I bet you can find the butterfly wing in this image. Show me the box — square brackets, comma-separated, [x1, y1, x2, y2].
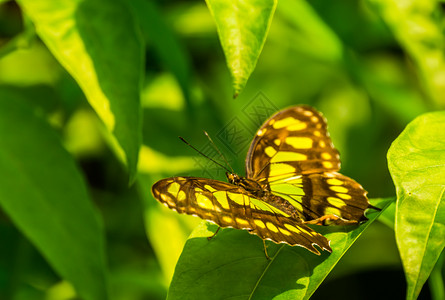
[152, 176, 331, 254]
[244, 105, 373, 225]
[268, 173, 370, 225]
[246, 105, 340, 181]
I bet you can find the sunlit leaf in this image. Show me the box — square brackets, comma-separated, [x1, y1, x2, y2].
[205, 0, 277, 97]
[138, 146, 197, 174]
[169, 2, 215, 36]
[0, 95, 109, 300]
[0, 41, 61, 85]
[17, 0, 143, 179]
[141, 73, 185, 112]
[167, 198, 391, 300]
[388, 111, 445, 300]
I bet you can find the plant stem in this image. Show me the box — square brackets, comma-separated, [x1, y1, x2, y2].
[429, 250, 445, 300]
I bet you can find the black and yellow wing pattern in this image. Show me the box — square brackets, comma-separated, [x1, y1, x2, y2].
[152, 176, 331, 254]
[152, 105, 376, 255]
[245, 105, 371, 226]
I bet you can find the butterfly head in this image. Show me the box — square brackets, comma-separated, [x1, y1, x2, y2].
[226, 172, 265, 196]
[226, 172, 240, 185]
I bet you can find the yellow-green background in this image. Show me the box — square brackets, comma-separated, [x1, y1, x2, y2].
[0, 0, 444, 299]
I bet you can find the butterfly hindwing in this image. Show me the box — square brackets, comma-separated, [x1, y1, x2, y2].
[152, 176, 331, 254]
[246, 105, 340, 181]
[268, 173, 370, 226]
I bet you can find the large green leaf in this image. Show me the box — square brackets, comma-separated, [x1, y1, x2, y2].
[17, 0, 143, 179]
[388, 111, 445, 300]
[0, 95, 109, 300]
[205, 0, 277, 97]
[167, 198, 391, 300]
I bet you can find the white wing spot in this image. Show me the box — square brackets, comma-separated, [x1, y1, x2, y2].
[257, 128, 266, 136]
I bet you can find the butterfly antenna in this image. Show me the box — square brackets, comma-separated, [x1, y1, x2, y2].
[203, 131, 235, 174]
[179, 136, 232, 173]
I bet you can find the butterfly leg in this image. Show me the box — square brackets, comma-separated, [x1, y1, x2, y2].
[262, 240, 271, 260]
[304, 214, 358, 226]
[207, 227, 221, 241]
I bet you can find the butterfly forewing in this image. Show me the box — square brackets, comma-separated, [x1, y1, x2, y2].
[244, 105, 372, 225]
[246, 105, 340, 181]
[152, 177, 331, 254]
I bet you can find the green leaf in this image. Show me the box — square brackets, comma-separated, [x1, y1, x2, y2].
[275, 0, 343, 62]
[0, 15, 36, 60]
[167, 198, 391, 300]
[388, 111, 445, 300]
[205, 0, 277, 97]
[129, 0, 192, 108]
[138, 174, 200, 284]
[377, 200, 396, 230]
[429, 250, 445, 300]
[17, 0, 143, 180]
[367, 0, 445, 105]
[0, 95, 109, 300]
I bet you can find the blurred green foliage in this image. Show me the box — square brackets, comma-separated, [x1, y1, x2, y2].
[0, 0, 444, 299]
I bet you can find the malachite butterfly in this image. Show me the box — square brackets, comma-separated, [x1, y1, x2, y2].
[152, 105, 377, 254]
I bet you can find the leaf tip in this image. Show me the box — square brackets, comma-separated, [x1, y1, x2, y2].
[232, 81, 245, 99]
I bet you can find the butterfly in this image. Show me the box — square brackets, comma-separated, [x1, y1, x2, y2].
[152, 105, 377, 255]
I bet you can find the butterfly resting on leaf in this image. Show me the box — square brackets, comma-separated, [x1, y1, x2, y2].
[152, 105, 378, 255]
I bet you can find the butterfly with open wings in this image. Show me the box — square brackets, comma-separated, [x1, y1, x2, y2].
[152, 105, 378, 255]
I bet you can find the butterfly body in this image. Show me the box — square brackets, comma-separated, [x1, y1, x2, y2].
[152, 105, 376, 254]
[227, 172, 305, 220]
[226, 173, 266, 198]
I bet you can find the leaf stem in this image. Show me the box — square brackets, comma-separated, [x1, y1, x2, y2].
[429, 250, 445, 300]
